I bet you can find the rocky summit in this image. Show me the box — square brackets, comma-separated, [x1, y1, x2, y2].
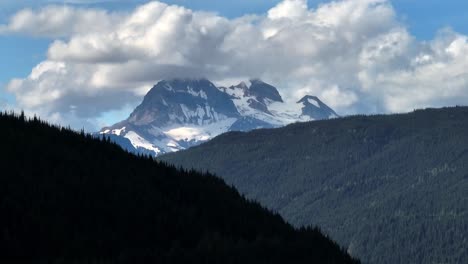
[100, 79, 338, 156]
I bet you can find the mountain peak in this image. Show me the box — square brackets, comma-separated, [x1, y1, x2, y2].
[248, 79, 283, 103]
[297, 95, 321, 105]
[163, 77, 210, 83]
[236, 81, 249, 89]
[297, 95, 338, 119]
[158, 78, 215, 91]
[229, 81, 249, 95]
[101, 78, 338, 156]
[125, 78, 239, 127]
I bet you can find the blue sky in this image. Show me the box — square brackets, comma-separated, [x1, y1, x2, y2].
[392, 0, 468, 39]
[1, 0, 468, 130]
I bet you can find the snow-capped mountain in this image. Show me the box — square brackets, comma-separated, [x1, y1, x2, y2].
[100, 78, 338, 156]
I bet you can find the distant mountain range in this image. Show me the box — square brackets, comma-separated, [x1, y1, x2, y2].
[161, 107, 468, 264]
[100, 79, 338, 156]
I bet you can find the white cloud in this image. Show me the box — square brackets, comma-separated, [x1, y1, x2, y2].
[4, 0, 468, 130]
[0, 5, 120, 37]
[358, 28, 468, 112]
[268, 0, 308, 20]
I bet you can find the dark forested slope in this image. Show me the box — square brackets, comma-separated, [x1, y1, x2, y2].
[161, 107, 468, 264]
[0, 112, 359, 264]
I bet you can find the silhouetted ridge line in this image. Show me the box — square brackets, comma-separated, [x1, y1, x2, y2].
[0, 111, 359, 264]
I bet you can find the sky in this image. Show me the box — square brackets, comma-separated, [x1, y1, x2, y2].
[1, 0, 468, 131]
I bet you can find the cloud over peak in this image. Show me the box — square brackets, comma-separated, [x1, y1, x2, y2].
[3, 0, 468, 130]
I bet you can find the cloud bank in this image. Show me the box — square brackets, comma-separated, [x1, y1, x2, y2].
[2, 0, 468, 130]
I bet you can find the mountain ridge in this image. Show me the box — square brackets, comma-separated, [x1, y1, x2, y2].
[100, 78, 338, 156]
[0, 111, 360, 263]
[160, 106, 468, 264]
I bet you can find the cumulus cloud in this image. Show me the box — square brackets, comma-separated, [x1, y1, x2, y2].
[0, 5, 120, 37]
[267, 0, 308, 20]
[3, 0, 468, 130]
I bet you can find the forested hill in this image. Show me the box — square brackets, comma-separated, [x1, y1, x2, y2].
[161, 106, 468, 264]
[0, 112, 359, 264]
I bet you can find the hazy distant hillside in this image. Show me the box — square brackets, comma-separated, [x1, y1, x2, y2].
[0, 112, 359, 264]
[161, 107, 468, 264]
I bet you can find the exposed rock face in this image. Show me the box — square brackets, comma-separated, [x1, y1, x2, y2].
[297, 95, 339, 120]
[128, 79, 239, 127]
[248, 79, 283, 103]
[100, 79, 338, 156]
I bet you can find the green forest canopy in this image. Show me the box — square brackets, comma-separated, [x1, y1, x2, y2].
[161, 107, 468, 264]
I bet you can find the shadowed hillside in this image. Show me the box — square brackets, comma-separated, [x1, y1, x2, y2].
[0, 112, 359, 264]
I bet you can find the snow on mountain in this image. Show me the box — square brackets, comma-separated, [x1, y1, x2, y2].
[100, 78, 338, 156]
[297, 95, 339, 120]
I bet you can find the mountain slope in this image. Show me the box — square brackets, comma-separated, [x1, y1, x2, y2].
[0, 112, 359, 264]
[100, 79, 338, 156]
[161, 107, 468, 264]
